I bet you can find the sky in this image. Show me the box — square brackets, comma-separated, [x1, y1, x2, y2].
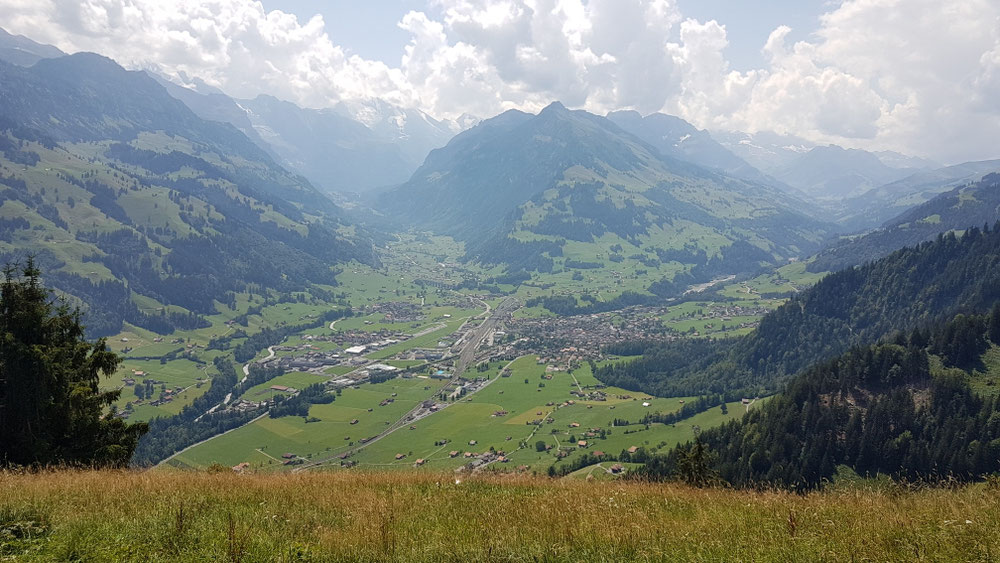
[1, 0, 998, 164]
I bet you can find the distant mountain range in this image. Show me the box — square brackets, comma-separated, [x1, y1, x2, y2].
[0, 28, 467, 195]
[835, 159, 1000, 230]
[7, 26, 990, 238]
[605, 111, 775, 186]
[379, 102, 831, 279]
[157, 82, 464, 194]
[0, 27, 64, 66]
[808, 172, 1000, 272]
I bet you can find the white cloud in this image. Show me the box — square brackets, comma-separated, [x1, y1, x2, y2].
[0, 0, 998, 162]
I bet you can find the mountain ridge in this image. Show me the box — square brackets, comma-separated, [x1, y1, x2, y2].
[380, 101, 830, 279]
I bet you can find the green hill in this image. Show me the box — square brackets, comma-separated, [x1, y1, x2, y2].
[674, 309, 1000, 488]
[380, 102, 831, 282]
[597, 222, 1000, 398]
[0, 54, 375, 336]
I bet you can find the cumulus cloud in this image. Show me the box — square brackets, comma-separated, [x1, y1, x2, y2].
[0, 0, 998, 162]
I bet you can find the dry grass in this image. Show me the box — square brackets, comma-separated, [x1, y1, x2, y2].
[1, 469, 998, 561]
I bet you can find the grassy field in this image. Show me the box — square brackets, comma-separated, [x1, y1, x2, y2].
[111, 358, 214, 420]
[172, 356, 751, 474]
[170, 377, 450, 469]
[2, 470, 998, 561]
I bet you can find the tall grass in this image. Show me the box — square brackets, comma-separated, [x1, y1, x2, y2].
[1, 469, 997, 561]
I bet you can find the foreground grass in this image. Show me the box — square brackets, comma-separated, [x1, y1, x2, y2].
[1, 471, 998, 561]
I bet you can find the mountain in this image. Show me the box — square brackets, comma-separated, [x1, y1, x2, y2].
[771, 145, 924, 201]
[380, 102, 830, 279]
[711, 130, 816, 173]
[153, 77, 458, 194]
[713, 131, 938, 208]
[148, 73, 281, 162]
[808, 172, 1000, 272]
[0, 27, 64, 66]
[597, 222, 1000, 398]
[873, 150, 939, 170]
[605, 111, 773, 185]
[674, 310, 1000, 488]
[236, 95, 423, 193]
[331, 98, 460, 169]
[0, 53, 374, 336]
[836, 159, 1000, 230]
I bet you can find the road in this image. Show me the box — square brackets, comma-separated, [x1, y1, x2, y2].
[296, 298, 520, 472]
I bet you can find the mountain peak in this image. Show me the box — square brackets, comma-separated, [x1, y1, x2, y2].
[539, 101, 569, 114]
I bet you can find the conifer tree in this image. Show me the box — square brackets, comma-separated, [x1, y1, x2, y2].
[0, 259, 147, 467]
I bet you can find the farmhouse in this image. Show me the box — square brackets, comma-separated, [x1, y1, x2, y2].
[627, 446, 638, 454]
[395, 453, 406, 460]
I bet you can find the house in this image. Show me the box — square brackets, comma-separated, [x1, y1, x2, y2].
[414, 458, 426, 466]
[395, 453, 406, 460]
[282, 453, 295, 459]
[577, 440, 588, 448]
[627, 446, 638, 454]
[569, 422, 580, 428]
[271, 385, 290, 392]
[449, 450, 460, 458]
[231, 462, 251, 473]
[610, 464, 624, 474]
[469, 440, 477, 446]
[593, 451, 605, 457]
[350, 419, 359, 425]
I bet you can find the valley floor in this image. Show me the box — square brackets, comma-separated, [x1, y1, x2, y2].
[1, 470, 997, 561]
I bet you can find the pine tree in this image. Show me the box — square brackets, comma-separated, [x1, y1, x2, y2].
[989, 302, 1000, 345]
[0, 259, 148, 467]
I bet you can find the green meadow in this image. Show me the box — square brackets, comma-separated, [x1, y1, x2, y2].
[173, 356, 754, 475]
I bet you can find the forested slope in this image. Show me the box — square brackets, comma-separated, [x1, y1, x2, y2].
[597, 223, 1000, 397]
[809, 172, 1000, 272]
[663, 309, 1000, 488]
